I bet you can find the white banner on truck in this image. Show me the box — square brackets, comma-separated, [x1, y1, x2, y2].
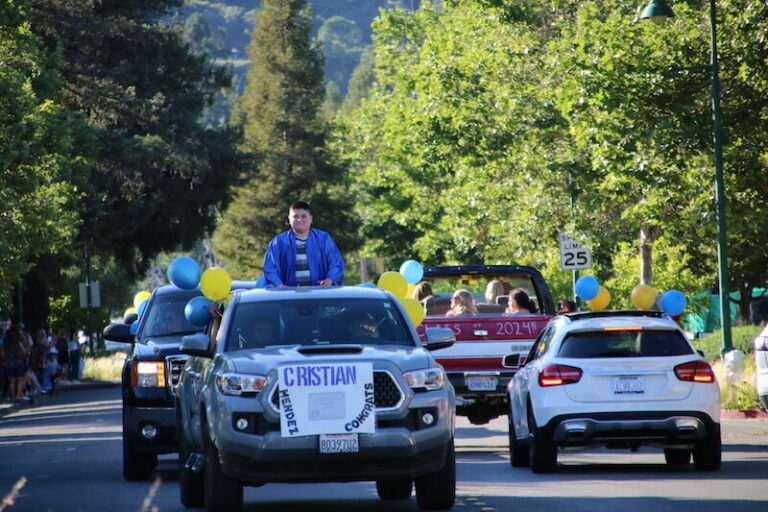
[277, 362, 375, 437]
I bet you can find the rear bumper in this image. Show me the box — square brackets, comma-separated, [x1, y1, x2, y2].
[542, 411, 719, 448]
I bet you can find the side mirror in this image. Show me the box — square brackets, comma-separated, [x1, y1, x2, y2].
[697, 349, 706, 358]
[424, 327, 455, 351]
[180, 333, 213, 358]
[103, 322, 135, 344]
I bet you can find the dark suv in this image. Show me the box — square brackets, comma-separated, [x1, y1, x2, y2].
[103, 285, 204, 480]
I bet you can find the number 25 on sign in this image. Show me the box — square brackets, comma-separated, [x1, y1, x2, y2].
[558, 233, 592, 271]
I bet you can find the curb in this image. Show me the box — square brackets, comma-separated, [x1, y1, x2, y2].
[720, 409, 768, 420]
[0, 380, 119, 419]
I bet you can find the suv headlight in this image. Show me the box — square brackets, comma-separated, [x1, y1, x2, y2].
[403, 368, 445, 391]
[216, 373, 267, 396]
[132, 362, 166, 387]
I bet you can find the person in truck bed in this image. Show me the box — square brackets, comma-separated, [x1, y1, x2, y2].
[485, 280, 506, 304]
[506, 289, 536, 315]
[446, 290, 478, 316]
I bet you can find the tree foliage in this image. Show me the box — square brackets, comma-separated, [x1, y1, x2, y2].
[28, 0, 243, 273]
[0, 0, 89, 303]
[215, 0, 358, 279]
[334, 0, 768, 318]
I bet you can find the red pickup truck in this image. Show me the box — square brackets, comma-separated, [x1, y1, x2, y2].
[416, 265, 555, 425]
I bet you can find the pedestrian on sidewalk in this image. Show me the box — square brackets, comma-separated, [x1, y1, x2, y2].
[55, 329, 70, 381]
[2, 325, 30, 402]
[68, 329, 81, 380]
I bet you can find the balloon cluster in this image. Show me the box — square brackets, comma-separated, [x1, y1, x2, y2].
[575, 275, 687, 315]
[362, 259, 425, 327]
[167, 256, 233, 326]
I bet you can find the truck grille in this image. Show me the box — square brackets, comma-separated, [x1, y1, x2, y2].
[270, 370, 403, 411]
[165, 355, 189, 394]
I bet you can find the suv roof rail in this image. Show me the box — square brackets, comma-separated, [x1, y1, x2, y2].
[565, 310, 667, 321]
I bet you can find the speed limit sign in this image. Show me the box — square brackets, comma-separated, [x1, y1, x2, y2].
[559, 233, 592, 271]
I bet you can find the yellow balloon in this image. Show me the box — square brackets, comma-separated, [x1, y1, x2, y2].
[200, 267, 232, 301]
[587, 286, 611, 311]
[631, 284, 656, 310]
[133, 291, 151, 309]
[124, 307, 137, 318]
[401, 298, 425, 327]
[377, 271, 408, 299]
[406, 283, 417, 300]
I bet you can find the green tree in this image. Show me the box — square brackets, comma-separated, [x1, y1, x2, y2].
[0, 0, 90, 312]
[215, 0, 358, 279]
[10, 0, 244, 335]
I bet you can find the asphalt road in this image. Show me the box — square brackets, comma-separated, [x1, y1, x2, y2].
[1, 385, 767, 512]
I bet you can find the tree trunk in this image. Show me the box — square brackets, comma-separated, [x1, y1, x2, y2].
[639, 225, 660, 286]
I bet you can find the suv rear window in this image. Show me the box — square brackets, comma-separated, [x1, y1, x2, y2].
[558, 330, 693, 358]
[224, 298, 414, 351]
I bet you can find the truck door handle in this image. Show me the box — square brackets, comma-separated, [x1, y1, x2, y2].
[474, 330, 488, 336]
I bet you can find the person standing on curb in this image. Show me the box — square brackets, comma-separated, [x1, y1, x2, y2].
[263, 201, 344, 287]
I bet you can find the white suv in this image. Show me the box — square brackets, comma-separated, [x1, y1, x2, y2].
[754, 323, 768, 409]
[508, 311, 721, 473]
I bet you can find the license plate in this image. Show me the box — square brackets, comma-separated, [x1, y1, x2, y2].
[613, 376, 644, 394]
[466, 375, 498, 391]
[319, 434, 359, 454]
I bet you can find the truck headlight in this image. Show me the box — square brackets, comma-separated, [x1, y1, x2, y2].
[403, 368, 445, 391]
[132, 362, 166, 387]
[216, 373, 267, 396]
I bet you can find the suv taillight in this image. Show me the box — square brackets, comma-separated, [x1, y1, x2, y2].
[539, 364, 582, 387]
[754, 336, 768, 351]
[674, 361, 715, 383]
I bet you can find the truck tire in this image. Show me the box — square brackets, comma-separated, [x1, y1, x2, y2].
[415, 439, 456, 511]
[527, 408, 556, 473]
[693, 424, 722, 471]
[664, 449, 691, 465]
[179, 424, 204, 507]
[204, 437, 243, 512]
[508, 411, 529, 467]
[122, 438, 157, 481]
[376, 478, 413, 500]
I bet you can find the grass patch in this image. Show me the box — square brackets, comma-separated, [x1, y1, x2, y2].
[82, 353, 126, 382]
[692, 324, 763, 360]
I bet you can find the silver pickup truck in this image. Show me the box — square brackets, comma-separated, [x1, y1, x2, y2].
[175, 286, 457, 512]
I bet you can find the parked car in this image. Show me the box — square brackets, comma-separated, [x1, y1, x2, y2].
[508, 310, 721, 473]
[175, 286, 457, 512]
[754, 323, 768, 409]
[103, 285, 204, 480]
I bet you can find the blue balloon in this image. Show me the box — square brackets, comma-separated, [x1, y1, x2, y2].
[185, 296, 213, 326]
[575, 275, 599, 301]
[661, 290, 687, 316]
[399, 260, 424, 285]
[168, 256, 201, 290]
[358, 283, 377, 288]
[255, 275, 266, 288]
[137, 298, 149, 317]
[129, 321, 139, 334]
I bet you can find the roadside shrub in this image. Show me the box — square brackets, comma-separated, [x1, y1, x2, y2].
[713, 357, 759, 410]
[692, 324, 763, 361]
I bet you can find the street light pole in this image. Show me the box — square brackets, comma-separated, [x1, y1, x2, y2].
[639, 0, 733, 353]
[706, 0, 733, 354]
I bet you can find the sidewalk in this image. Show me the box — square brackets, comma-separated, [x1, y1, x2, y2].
[0, 379, 119, 419]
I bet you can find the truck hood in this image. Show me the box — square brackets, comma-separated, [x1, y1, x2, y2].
[227, 344, 433, 375]
[133, 336, 189, 360]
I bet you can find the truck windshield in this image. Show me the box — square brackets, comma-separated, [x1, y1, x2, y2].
[420, 275, 540, 316]
[142, 295, 202, 339]
[224, 298, 414, 351]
